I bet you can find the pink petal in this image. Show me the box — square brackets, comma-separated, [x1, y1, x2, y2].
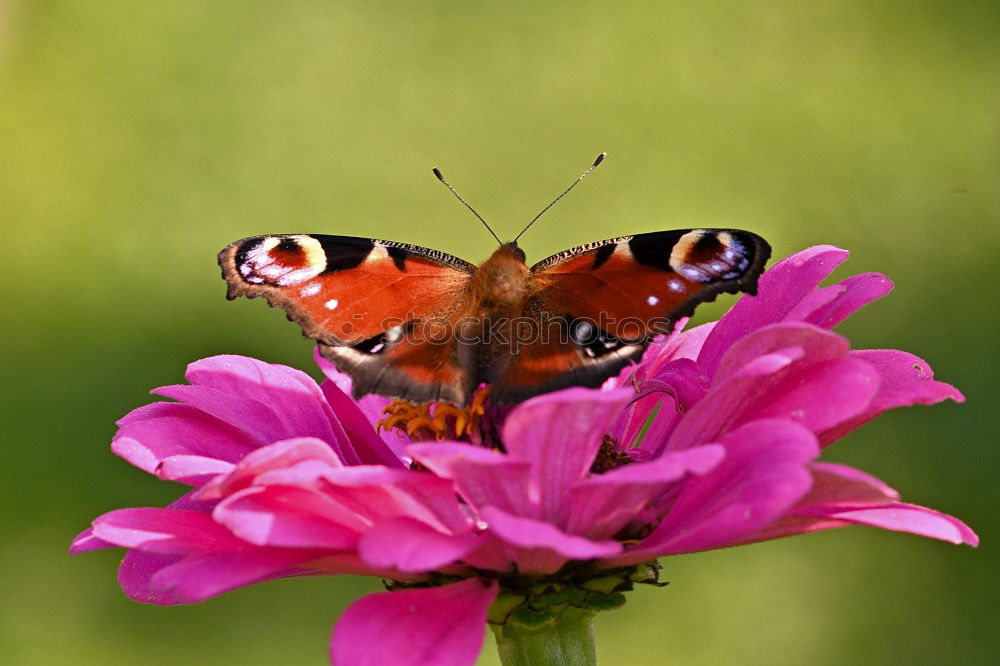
[805, 462, 900, 503]
[642, 321, 717, 371]
[319, 380, 405, 467]
[156, 455, 235, 485]
[739, 462, 899, 543]
[305, 552, 425, 580]
[359, 517, 482, 573]
[612, 419, 818, 563]
[409, 442, 536, 518]
[154, 356, 354, 461]
[797, 272, 893, 329]
[636, 358, 709, 411]
[315, 466, 473, 536]
[502, 388, 634, 521]
[713, 322, 848, 385]
[122, 548, 321, 605]
[563, 444, 725, 539]
[331, 579, 498, 666]
[698, 246, 849, 376]
[744, 464, 978, 547]
[819, 350, 965, 446]
[69, 528, 114, 553]
[629, 395, 684, 458]
[112, 403, 258, 474]
[804, 503, 978, 546]
[90, 508, 247, 554]
[197, 437, 343, 500]
[210, 459, 470, 540]
[738, 357, 880, 434]
[460, 535, 514, 572]
[480, 506, 621, 574]
[214, 486, 366, 548]
[611, 392, 679, 452]
[185, 355, 333, 414]
[314, 348, 405, 458]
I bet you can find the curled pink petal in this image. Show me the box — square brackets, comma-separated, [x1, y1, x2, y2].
[409, 442, 535, 518]
[804, 462, 900, 503]
[90, 508, 247, 554]
[819, 350, 965, 446]
[214, 486, 366, 549]
[196, 436, 343, 500]
[798, 272, 893, 329]
[112, 403, 258, 474]
[331, 579, 498, 666]
[123, 548, 322, 605]
[320, 380, 405, 467]
[803, 502, 978, 546]
[69, 528, 114, 553]
[744, 463, 978, 547]
[359, 517, 482, 573]
[480, 506, 621, 574]
[740, 356, 880, 434]
[636, 358, 709, 411]
[157, 455, 236, 484]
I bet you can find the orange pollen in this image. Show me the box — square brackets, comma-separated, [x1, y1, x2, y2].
[377, 388, 491, 441]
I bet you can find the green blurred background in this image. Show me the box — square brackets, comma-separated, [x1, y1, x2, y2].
[2, 1, 996, 664]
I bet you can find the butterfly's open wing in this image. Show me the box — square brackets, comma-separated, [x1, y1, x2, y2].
[219, 234, 478, 404]
[489, 229, 770, 403]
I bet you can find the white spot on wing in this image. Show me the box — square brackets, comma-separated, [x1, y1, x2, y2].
[668, 279, 684, 292]
[300, 282, 321, 297]
[680, 266, 704, 280]
[325, 298, 339, 310]
[647, 295, 659, 306]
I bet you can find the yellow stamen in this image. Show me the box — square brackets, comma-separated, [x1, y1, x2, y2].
[377, 388, 491, 441]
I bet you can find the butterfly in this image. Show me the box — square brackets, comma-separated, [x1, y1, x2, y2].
[218, 154, 770, 406]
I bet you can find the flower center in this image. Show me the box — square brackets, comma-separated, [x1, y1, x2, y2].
[377, 388, 492, 441]
[590, 435, 634, 474]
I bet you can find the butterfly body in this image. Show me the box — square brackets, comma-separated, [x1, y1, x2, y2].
[220, 229, 770, 406]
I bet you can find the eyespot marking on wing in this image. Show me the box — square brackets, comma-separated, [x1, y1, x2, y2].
[235, 235, 328, 286]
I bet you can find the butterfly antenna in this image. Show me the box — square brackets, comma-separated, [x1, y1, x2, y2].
[432, 167, 503, 246]
[513, 152, 606, 244]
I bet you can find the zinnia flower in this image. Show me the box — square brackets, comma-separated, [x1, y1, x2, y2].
[72, 246, 977, 666]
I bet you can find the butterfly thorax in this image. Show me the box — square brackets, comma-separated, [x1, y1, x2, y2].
[470, 243, 530, 314]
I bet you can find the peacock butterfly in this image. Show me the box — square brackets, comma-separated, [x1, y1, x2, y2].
[218, 154, 770, 406]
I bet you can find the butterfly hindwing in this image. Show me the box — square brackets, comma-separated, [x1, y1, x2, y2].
[219, 234, 479, 404]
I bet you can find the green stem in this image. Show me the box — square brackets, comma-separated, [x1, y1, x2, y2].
[490, 606, 598, 666]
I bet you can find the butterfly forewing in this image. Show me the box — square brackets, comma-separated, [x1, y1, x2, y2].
[486, 229, 771, 402]
[530, 229, 770, 338]
[219, 234, 479, 403]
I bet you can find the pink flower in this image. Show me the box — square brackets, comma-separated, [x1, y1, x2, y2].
[72, 246, 977, 666]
